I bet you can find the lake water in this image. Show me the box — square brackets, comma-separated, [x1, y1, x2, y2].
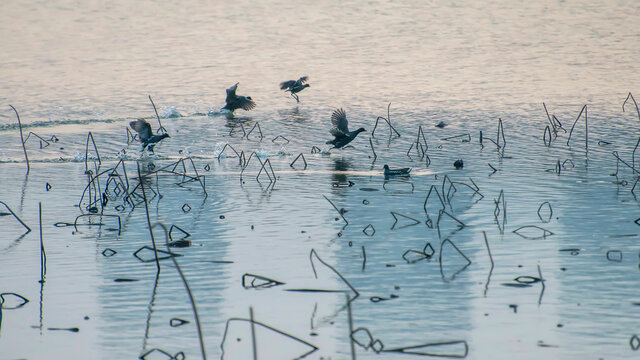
[1, 0, 640, 359]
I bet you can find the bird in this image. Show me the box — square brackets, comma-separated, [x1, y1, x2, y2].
[383, 164, 412, 177]
[279, 76, 310, 102]
[222, 82, 256, 113]
[129, 118, 170, 152]
[326, 108, 367, 149]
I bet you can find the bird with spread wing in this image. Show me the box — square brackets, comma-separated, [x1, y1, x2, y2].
[326, 108, 366, 149]
[279, 76, 310, 102]
[222, 82, 256, 113]
[129, 118, 170, 152]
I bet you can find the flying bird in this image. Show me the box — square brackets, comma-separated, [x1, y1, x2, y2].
[279, 76, 310, 102]
[222, 82, 255, 113]
[326, 108, 366, 149]
[129, 118, 170, 152]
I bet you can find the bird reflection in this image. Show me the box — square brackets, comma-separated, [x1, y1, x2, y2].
[332, 158, 353, 188]
[138, 157, 158, 174]
[223, 116, 253, 137]
[277, 106, 308, 124]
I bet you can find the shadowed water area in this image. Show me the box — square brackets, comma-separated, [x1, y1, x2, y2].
[1, 0, 640, 359]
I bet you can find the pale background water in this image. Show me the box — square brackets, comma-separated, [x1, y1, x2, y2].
[1, 0, 640, 359]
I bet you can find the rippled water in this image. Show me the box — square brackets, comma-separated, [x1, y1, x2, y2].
[1, 0, 640, 359]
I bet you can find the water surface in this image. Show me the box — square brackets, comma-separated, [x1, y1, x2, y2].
[1, 0, 640, 359]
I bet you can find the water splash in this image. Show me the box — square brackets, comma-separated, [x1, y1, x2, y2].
[213, 142, 233, 158]
[179, 146, 192, 156]
[161, 106, 182, 118]
[256, 149, 268, 159]
[0, 150, 9, 162]
[277, 145, 291, 156]
[208, 108, 231, 116]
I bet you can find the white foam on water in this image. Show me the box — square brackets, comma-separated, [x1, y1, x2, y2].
[208, 108, 232, 116]
[161, 105, 182, 118]
[256, 148, 268, 158]
[276, 145, 290, 156]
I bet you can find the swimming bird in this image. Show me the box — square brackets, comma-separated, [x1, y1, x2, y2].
[279, 76, 310, 102]
[383, 164, 412, 177]
[326, 108, 366, 149]
[129, 118, 170, 152]
[222, 82, 256, 113]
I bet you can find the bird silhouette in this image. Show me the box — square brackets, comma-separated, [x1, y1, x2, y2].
[129, 118, 170, 152]
[383, 164, 412, 177]
[326, 108, 366, 149]
[279, 76, 310, 102]
[222, 83, 256, 113]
